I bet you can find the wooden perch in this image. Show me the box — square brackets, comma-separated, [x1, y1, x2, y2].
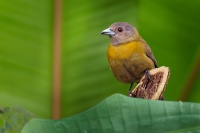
[129, 66, 170, 100]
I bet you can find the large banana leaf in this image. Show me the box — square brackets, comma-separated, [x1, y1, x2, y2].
[22, 94, 200, 133]
[0, 0, 53, 117]
[0, 0, 200, 120]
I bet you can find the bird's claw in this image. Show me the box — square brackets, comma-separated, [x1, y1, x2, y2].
[145, 70, 151, 81]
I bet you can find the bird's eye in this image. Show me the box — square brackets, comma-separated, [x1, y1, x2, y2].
[118, 27, 123, 32]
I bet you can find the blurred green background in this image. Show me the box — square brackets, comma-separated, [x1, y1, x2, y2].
[0, 0, 200, 118]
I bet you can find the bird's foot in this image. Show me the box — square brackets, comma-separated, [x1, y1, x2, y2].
[144, 70, 151, 81]
[128, 91, 136, 97]
[159, 95, 165, 100]
[128, 90, 132, 96]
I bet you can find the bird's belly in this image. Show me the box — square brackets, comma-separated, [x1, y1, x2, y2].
[108, 55, 154, 83]
[110, 63, 136, 83]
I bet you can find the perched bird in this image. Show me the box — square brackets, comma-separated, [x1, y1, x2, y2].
[101, 22, 158, 95]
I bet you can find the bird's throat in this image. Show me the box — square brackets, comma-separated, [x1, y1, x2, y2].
[107, 41, 144, 60]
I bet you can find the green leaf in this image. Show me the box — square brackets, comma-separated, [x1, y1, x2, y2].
[22, 94, 200, 133]
[0, 0, 53, 118]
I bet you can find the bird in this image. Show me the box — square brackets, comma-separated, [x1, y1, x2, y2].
[101, 22, 158, 96]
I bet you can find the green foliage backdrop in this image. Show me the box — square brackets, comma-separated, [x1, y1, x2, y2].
[0, 0, 200, 118]
[0, 0, 53, 117]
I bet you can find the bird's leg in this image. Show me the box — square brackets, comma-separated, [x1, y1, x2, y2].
[128, 82, 134, 96]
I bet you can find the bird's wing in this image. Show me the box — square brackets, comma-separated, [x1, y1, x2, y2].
[145, 45, 158, 68]
[139, 37, 158, 68]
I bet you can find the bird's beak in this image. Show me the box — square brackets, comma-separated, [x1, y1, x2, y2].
[101, 28, 115, 36]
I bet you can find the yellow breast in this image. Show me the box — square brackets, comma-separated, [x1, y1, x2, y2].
[107, 41, 145, 60]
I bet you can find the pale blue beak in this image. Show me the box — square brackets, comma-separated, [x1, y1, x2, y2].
[101, 28, 115, 36]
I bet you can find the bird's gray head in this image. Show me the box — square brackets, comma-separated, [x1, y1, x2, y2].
[101, 22, 139, 45]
